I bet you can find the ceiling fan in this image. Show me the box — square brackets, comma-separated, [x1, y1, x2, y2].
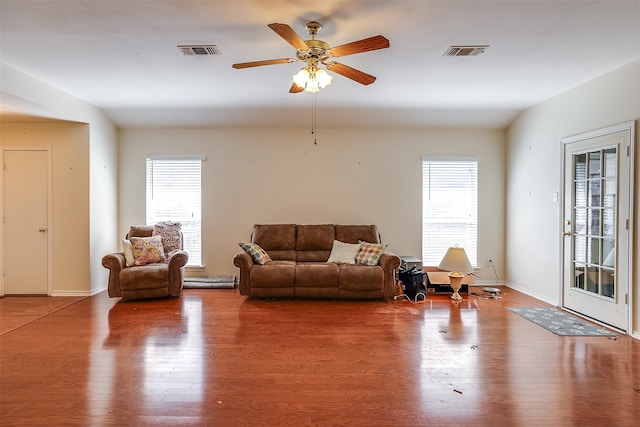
[232, 21, 390, 93]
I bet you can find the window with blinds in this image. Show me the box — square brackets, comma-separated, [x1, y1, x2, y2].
[422, 158, 478, 267]
[146, 157, 202, 267]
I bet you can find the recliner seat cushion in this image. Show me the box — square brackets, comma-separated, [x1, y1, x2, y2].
[295, 262, 339, 288]
[338, 264, 384, 291]
[250, 260, 295, 288]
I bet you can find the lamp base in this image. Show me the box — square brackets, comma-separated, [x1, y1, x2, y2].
[448, 273, 464, 301]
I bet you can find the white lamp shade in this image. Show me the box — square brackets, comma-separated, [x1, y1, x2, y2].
[438, 246, 473, 274]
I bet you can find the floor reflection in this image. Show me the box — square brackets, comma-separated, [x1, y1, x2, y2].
[100, 295, 205, 416]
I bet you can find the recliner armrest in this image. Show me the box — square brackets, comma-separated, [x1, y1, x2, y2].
[167, 249, 189, 270]
[102, 253, 126, 297]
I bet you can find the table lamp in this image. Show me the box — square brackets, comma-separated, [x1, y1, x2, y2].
[438, 245, 473, 301]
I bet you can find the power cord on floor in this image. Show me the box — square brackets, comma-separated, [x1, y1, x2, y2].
[393, 292, 427, 303]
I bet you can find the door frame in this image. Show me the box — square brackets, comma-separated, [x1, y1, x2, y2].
[559, 121, 635, 332]
[0, 146, 54, 296]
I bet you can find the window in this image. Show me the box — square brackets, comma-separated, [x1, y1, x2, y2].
[146, 157, 202, 267]
[422, 158, 478, 267]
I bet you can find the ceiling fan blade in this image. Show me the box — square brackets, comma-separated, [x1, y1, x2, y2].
[330, 35, 390, 57]
[326, 62, 377, 85]
[232, 58, 293, 69]
[268, 23, 309, 51]
[289, 82, 304, 93]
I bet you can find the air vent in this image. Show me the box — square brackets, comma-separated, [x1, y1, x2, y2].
[443, 45, 489, 57]
[178, 45, 221, 56]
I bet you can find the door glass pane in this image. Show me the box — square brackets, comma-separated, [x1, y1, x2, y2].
[588, 151, 601, 177]
[574, 264, 585, 289]
[603, 148, 616, 177]
[574, 235, 586, 263]
[575, 208, 587, 235]
[603, 209, 615, 237]
[587, 208, 600, 235]
[570, 147, 616, 300]
[586, 265, 599, 293]
[588, 237, 600, 265]
[602, 240, 615, 267]
[574, 153, 587, 180]
[601, 269, 615, 298]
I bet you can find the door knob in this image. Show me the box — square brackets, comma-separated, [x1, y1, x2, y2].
[38, 227, 47, 232]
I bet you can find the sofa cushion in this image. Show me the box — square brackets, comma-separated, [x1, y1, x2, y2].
[296, 262, 339, 288]
[130, 236, 166, 266]
[356, 242, 387, 266]
[296, 224, 335, 262]
[338, 264, 384, 291]
[250, 260, 295, 288]
[335, 225, 379, 244]
[327, 240, 360, 264]
[253, 224, 297, 261]
[239, 242, 272, 265]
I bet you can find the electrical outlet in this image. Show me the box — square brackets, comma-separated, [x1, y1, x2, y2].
[487, 259, 493, 266]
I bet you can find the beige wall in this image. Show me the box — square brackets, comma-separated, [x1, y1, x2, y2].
[119, 126, 506, 282]
[1, 64, 119, 295]
[506, 60, 640, 336]
[0, 122, 90, 294]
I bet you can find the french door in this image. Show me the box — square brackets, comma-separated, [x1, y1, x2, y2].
[561, 122, 634, 331]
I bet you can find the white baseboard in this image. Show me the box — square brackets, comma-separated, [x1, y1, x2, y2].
[51, 286, 106, 297]
[503, 282, 559, 306]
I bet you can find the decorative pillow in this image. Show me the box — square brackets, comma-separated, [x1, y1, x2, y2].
[327, 240, 360, 264]
[355, 241, 388, 266]
[130, 235, 166, 266]
[153, 221, 182, 255]
[238, 242, 272, 265]
[122, 239, 135, 267]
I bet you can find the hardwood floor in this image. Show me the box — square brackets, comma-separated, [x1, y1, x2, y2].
[1, 287, 638, 426]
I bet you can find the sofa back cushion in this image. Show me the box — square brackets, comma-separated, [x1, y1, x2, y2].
[335, 225, 380, 244]
[296, 224, 335, 262]
[252, 224, 297, 260]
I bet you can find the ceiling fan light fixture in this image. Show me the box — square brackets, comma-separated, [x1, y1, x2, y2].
[292, 66, 333, 93]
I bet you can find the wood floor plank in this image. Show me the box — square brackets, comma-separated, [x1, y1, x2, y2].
[1, 287, 639, 426]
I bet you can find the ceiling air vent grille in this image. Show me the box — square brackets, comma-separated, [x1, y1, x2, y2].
[443, 45, 489, 57]
[178, 45, 221, 56]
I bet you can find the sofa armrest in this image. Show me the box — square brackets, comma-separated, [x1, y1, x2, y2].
[378, 252, 401, 271]
[102, 253, 126, 297]
[378, 252, 401, 298]
[233, 252, 254, 296]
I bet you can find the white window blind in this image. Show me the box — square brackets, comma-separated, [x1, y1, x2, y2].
[146, 157, 202, 267]
[422, 158, 478, 267]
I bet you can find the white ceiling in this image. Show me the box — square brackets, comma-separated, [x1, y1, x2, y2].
[1, 0, 639, 129]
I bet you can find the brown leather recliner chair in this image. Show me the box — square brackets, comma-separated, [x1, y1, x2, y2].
[102, 225, 188, 300]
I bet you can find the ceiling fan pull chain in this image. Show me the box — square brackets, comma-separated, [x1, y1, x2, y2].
[311, 92, 317, 146]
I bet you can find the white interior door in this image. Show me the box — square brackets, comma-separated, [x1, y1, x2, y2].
[3, 149, 50, 295]
[561, 123, 634, 331]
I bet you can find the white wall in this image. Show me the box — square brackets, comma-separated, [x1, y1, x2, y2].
[506, 60, 640, 333]
[119, 126, 506, 282]
[1, 64, 118, 295]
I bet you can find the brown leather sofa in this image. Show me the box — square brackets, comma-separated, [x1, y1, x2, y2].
[233, 224, 400, 299]
[102, 225, 189, 300]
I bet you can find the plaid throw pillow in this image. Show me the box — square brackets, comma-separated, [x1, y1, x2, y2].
[239, 242, 272, 265]
[355, 242, 387, 266]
